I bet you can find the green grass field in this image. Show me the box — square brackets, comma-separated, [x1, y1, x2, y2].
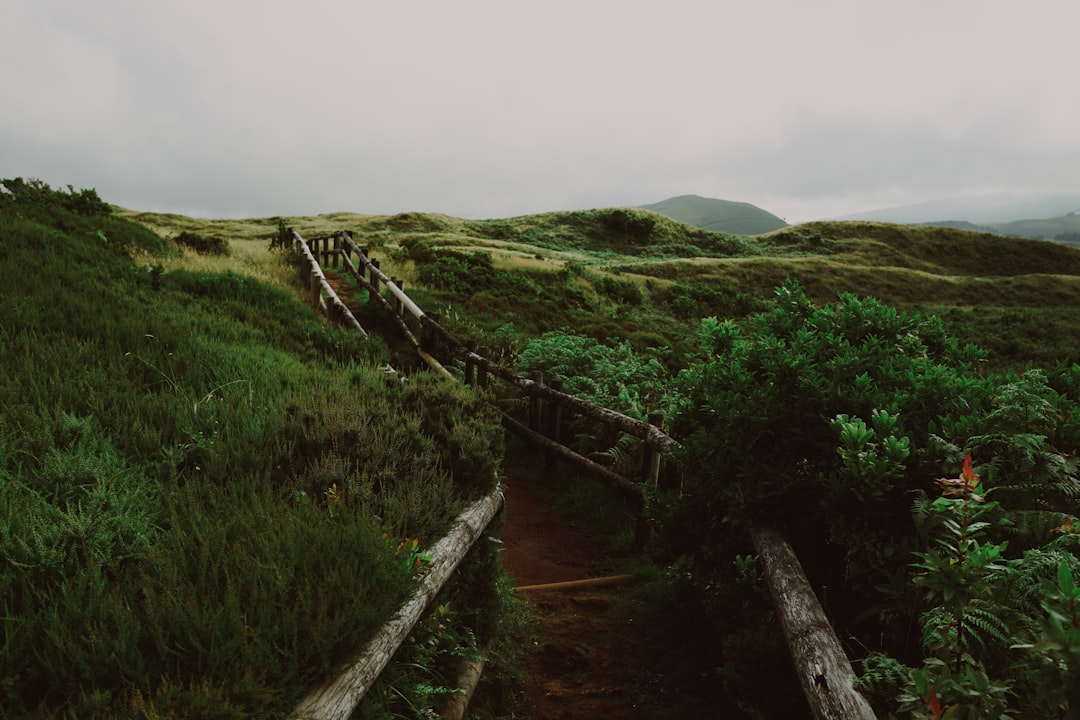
[3, 185, 504, 719]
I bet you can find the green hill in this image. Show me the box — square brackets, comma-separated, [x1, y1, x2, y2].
[637, 194, 789, 235]
[118, 206, 1080, 370]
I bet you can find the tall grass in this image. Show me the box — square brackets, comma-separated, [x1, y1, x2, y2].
[1, 186, 503, 718]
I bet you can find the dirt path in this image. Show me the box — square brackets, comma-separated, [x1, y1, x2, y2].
[478, 478, 653, 720]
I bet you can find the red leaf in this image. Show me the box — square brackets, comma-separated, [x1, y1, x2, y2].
[927, 687, 943, 720]
[962, 454, 975, 482]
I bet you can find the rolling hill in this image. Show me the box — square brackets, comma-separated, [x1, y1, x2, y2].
[119, 205, 1080, 370]
[637, 194, 789, 235]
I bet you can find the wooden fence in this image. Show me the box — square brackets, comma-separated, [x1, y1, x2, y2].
[293, 230, 674, 510]
[288, 229, 875, 720]
[291, 231, 367, 336]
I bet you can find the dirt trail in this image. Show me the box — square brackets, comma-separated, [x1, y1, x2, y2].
[480, 478, 653, 720]
[322, 273, 659, 716]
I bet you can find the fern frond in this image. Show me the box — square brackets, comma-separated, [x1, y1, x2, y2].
[599, 433, 643, 478]
[963, 604, 1013, 651]
[910, 490, 935, 536]
[1004, 509, 1077, 545]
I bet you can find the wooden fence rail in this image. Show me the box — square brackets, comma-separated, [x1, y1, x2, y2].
[290, 230, 367, 337]
[294, 486, 504, 720]
[329, 230, 677, 475]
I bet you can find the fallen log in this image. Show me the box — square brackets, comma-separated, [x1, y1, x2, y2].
[750, 526, 875, 720]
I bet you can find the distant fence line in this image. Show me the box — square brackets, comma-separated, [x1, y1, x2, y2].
[290, 230, 367, 337]
[291, 228, 677, 508]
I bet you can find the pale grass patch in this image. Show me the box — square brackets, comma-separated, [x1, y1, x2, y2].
[118, 209, 315, 300]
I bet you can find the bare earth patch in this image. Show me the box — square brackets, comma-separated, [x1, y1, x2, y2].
[475, 479, 655, 720]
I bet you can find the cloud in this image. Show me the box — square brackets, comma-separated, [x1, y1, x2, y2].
[3, 0, 1079, 221]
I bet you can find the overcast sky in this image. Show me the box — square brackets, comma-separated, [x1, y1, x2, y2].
[2, 0, 1078, 222]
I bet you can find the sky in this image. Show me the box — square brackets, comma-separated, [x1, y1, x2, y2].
[2, 0, 1078, 223]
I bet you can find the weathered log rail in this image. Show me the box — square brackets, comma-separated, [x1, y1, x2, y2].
[294, 487, 504, 720]
[752, 526, 876, 720]
[289, 228, 876, 719]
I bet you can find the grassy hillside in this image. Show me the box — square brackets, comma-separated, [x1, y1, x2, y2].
[638, 194, 789, 235]
[1, 181, 504, 719]
[119, 206, 1080, 372]
[99, 198, 1080, 718]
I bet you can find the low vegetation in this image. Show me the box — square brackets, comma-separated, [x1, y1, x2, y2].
[294, 206, 1080, 718]
[1, 180, 503, 718]
[12, 181, 1080, 718]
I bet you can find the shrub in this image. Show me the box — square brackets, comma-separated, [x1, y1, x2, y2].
[661, 280, 1080, 714]
[174, 230, 230, 256]
[594, 275, 644, 305]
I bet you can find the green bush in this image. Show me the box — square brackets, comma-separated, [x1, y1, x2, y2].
[661, 280, 1080, 715]
[594, 275, 643, 305]
[1, 177, 112, 217]
[174, 230, 230, 255]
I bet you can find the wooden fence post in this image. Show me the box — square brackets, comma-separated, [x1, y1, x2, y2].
[370, 259, 381, 295]
[544, 379, 565, 472]
[641, 413, 665, 487]
[342, 232, 352, 268]
[477, 346, 490, 389]
[465, 340, 477, 386]
[529, 371, 544, 432]
[421, 313, 441, 356]
[332, 233, 341, 269]
[309, 270, 321, 308]
[390, 278, 400, 314]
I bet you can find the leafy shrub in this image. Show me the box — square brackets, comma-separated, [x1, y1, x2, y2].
[601, 208, 656, 241]
[594, 274, 643, 305]
[515, 328, 670, 422]
[417, 251, 498, 294]
[174, 230, 230, 256]
[1, 177, 112, 217]
[666, 280, 764, 320]
[661, 280, 1080, 714]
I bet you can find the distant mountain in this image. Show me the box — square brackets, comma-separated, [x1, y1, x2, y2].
[993, 213, 1080, 242]
[913, 212, 1080, 242]
[638, 194, 789, 235]
[840, 192, 1080, 225]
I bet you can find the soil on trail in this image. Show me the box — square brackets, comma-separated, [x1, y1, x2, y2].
[480, 479, 653, 720]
